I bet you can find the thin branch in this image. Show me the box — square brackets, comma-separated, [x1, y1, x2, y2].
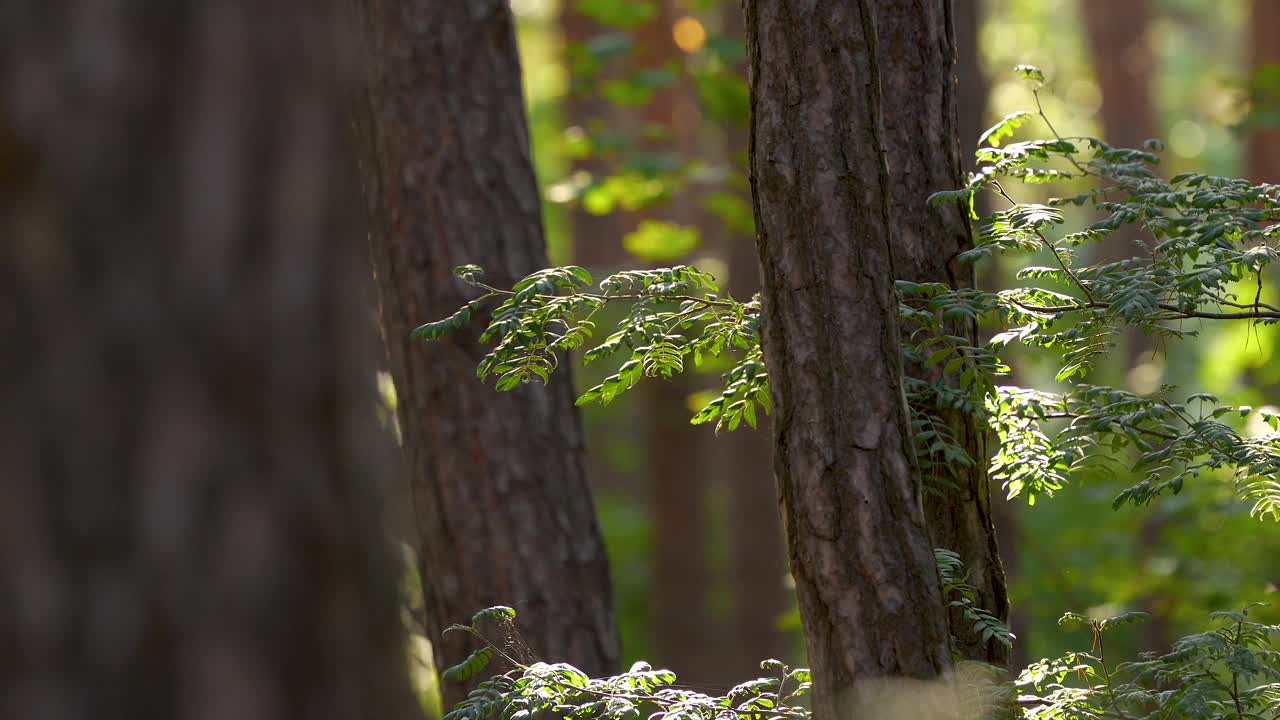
[993, 182, 1097, 303]
[1008, 298, 1280, 321]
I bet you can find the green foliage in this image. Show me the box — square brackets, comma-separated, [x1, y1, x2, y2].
[420, 58, 1280, 720]
[1018, 605, 1280, 719]
[418, 63, 1280, 517]
[442, 620, 811, 720]
[440, 603, 1279, 720]
[910, 66, 1280, 515]
[936, 549, 1016, 655]
[572, 0, 657, 29]
[423, 262, 768, 433]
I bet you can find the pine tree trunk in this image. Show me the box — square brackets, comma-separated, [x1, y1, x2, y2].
[0, 1, 417, 717]
[745, 2, 952, 716]
[353, 0, 619, 702]
[878, 0, 1009, 668]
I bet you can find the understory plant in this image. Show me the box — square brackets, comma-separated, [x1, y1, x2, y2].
[419, 66, 1280, 717]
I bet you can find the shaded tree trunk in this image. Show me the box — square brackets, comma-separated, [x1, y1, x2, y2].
[0, 1, 417, 718]
[562, 1, 720, 678]
[745, 2, 951, 716]
[878, 0, 1009, 667]
[718, 0, 790, 681]
[1082, 0, 1171, 655]
[354, 0, 619, 703]
[632, 2, 716, 678]
[1081, 0, 1156, 160]
[1081, 0, 1156, 365]
[1248, 0, 1280, 183]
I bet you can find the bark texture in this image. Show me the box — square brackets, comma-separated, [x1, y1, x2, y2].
[745, 2, 951, 716]
[354, 0, 619, 700]
[878, 0, 1009, 667]
[0, 1, 416, 718]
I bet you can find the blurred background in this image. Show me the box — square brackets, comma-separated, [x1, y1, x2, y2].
[400, 0, 1280, 692]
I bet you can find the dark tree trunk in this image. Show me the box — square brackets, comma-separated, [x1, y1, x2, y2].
[878, 0, 1009, 668]
[0, 1, 417, 718]
[354, 0, 619, 702]
[718, 1, 790, 680]
[745, 2, 952, 716]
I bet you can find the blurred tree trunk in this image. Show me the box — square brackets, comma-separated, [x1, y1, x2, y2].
[0, 1, 418, 718]
[1082, 0, 1170, 655]
[1081, 0, 1156, 363]
[1082, 0, 1156, 159]
[354, 0, 619, 703]
[560, 8, 630, 272]
[638, 3, 715, 679]
[953, 0, 1025, 669]
[879, 0, 1008, 668]
[1248, 0, 1280, 183]
[745, 2, 951, 716]
[717, 0, 789, 680]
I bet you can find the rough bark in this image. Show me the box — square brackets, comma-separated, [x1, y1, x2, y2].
[1248, 0, 1280, 183]
[745, 2, 952, 716]
[878, 0, 1009, 667]
[0, 1, 417, 718]
[354, 0, 619, 701]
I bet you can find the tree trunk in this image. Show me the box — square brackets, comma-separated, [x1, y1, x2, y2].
[354, 0, 619, 701]
[745, 2, 952, 716]
[1081, 0, 1172, 655]
[0, 1, 417, 718]
[1248, 0, 1280, 183]
[719, 0, 790, 680]
[878, 0, 1009, 667]
[561, 0, 716, 677]
[1081, 0, 1156, 365]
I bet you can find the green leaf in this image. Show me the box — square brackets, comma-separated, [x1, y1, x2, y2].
[1014, 64, 1046, 86]
[442, 647, 493, 683]
[978, 111, 1034, 148]
[471, 606, 517, 625]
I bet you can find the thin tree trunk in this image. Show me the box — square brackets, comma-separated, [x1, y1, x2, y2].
[719, 0, 789, 680]
[878, 0, 1009, 667]
[1081, 0, 1170, 655]
[1081, 0, 1156, 160]
[632, 2, 716, 678]
[560, 7, 630, 272]
[0, 1, 417, 718]
[1081, 0, 1156, 363]
[745, 2, 952, 716]
[354, 0, 619, 703]
[1248, 0, 1280, 183]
